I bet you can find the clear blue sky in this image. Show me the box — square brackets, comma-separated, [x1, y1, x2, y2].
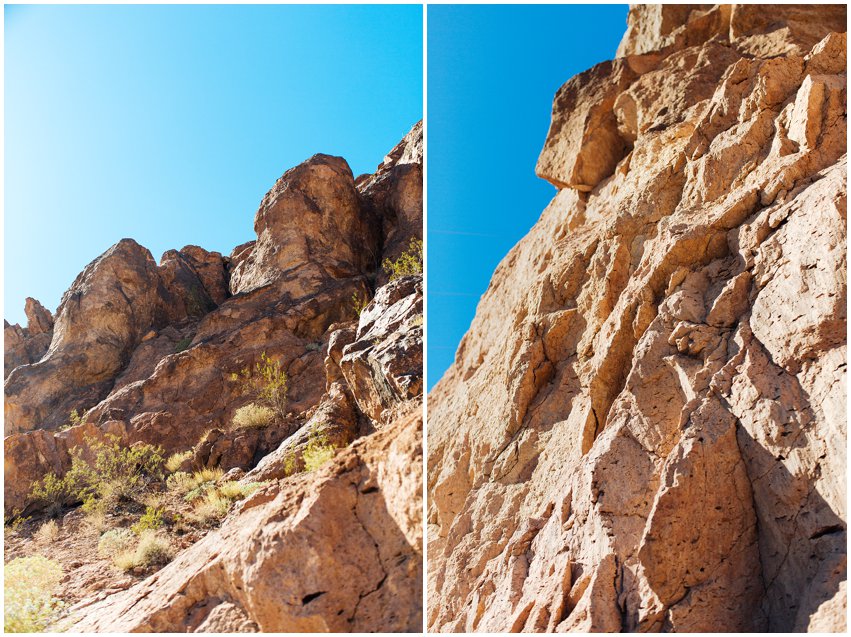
[4, 4, 422, 326]
[427, 4, 628, 389]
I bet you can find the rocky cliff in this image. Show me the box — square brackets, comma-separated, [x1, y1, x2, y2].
[5, 122, 422, 632]
[428, 5, 845, 633]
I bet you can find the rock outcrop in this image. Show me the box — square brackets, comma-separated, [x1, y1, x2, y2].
[4, 122, 422, 519]
[5, 122, 423, 632]
[428, 5, 845, 633]
[71, 408, 422, 633]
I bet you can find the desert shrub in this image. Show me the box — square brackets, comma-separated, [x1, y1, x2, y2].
[4, 555, 64, 632]
[97, 528, 136, 558]
[283, 450, 298, 476]
[174, 337, 193, 353]
[382, 237, 423, 281]
[28, 473, 73, 518]
[164, 450, 192, 474]
[305, 341, 322, 352]
[34, 520, 59, 544]
[230, 352, 288, 421]
[167, 468, 223, 501]
[113, 531, 173, 571]
[188, 481, 263, 526]
[4, 512, 31, 539]
[135, 531, 173, 566]
[30, 435, 165, 517]
[190, 490, 231, 525]
[216, 481, 263, 500]
[231, 403, 275, 430]
[75, 435, 165, 512]
[410, 314, 423, 327]
[302, 427, 338, 472]
[132, 506, 165, 535]
[352, 291, 370, 316]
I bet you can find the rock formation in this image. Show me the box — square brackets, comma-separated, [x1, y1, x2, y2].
[428, 5, 845, 633]
[5, 122, 422, 632]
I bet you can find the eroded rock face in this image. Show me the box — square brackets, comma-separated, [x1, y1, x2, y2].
[429, 6, 845, 633]
[5, 122, 423, 632]
[4, 121, 423, 529]
[70, 408, 423, 633]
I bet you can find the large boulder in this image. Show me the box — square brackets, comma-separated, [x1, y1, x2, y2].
[69, 409, 423, 633]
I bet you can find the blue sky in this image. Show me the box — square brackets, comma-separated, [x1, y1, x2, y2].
[4, 4, 422, 326]
[427, 4, 628, 389]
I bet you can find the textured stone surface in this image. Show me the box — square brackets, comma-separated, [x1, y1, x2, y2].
[5, 122, 423, 632]
[429, 7, 845, 633]
[71, 409, 422, 633]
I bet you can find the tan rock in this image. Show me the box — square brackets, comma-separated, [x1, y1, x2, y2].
[24, 297, 54, 335]
[69, 409, 422, 633]
[429, 5, 845, 632]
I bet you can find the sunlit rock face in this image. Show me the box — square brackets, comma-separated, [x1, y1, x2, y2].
[428, 6, 846, 632]
[5, 122, 423, 633]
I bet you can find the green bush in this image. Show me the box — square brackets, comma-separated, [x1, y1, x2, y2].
[97, 528, 136, 558]
[28, 472, 73, 518]
[4, 555, 64, 632]
[231, 403, 275, 430]
[230, 352, 288, 421]
[188, 481, 263, 526]
[382, 238, 423, 281]
[174, 337, 193, 353]
[302, 427, 338, 472]
[352, 291, 370, 317]
[132, 506, 165, 535]
[29, 434, 165, 517]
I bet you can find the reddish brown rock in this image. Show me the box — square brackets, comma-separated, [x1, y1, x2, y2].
[357, 121, 424, 287]
[70, 409, 423, 633]
[24, 297, 54, 335]
[429, 6, 845, 633]
[341, 276, 423, 425]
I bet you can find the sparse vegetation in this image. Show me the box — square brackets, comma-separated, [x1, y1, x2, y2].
[188, 480, 263, 526]
[113, 531, 173, 571]
[166, 468, 223, 500]
[132, 506, 165, 535]
[28, 434, 165, 518]
[4, 555, 64, 632]
[352, 291, 370, 316]
[231, 403, 275, 430]
[174, 337, 193, 353]
[410, 314, 423, 327]
[165, 450, 192, 474]
[283, 450, 298, 476]
[28, 472, 74, 518]
[382, 237, 423, 281]
[4, 512, 31, 538]
[34, 520, 59, 544]
[97, 528, 136, 559]
[302, 426, 338, 472]
[230, 352, 288, 421]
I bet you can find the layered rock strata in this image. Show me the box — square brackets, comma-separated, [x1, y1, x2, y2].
[428, 6, 845, 633]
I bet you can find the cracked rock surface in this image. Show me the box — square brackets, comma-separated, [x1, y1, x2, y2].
[428, 5, 845, 632]
[5, 122, 423, 632]
[70, 408, 422, 632]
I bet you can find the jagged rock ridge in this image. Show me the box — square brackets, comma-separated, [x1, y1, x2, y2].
[428, 6, 845, 633]
[4, 121, 423, 632]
